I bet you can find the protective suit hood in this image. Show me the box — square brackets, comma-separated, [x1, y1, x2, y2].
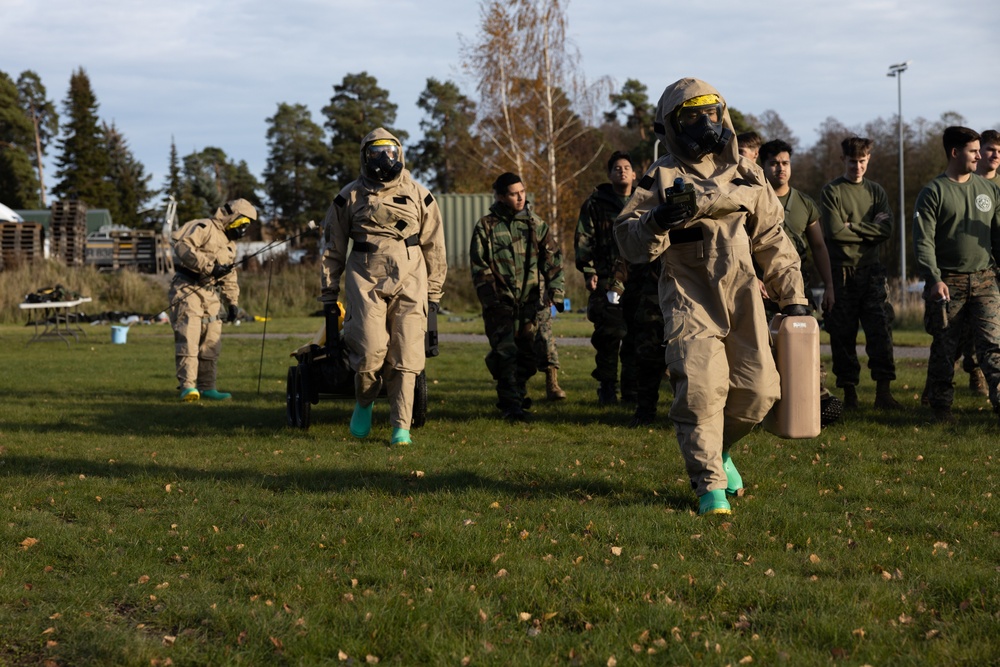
[360, 127, 406, 189]
[654, 78, 739, 180]
[212, 198, 257, 226]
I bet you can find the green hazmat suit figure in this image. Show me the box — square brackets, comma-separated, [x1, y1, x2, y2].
[614, 78, 807, 515]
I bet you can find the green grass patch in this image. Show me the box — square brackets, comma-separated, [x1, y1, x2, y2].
[0, 322, 995, 665]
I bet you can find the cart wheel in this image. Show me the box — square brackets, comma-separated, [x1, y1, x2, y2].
[411, 370, 428, 429]
[296, 365, 311, 430]
[286, 366, 300, 428]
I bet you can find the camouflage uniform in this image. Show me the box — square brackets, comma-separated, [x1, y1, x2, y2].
[820, 176, 896, 389]
[914, 172, 1000, 414]
[471, 201, 565, 411]
[616, 258, 667, 423]
[533, 303, 559, 371]
[576, 184, 631, 392]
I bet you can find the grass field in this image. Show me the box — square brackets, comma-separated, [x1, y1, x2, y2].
[0, 319, 996, 666]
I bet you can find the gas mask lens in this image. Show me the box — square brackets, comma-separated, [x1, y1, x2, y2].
[365, 143, 399, 163]
[677, 103, 722, 127]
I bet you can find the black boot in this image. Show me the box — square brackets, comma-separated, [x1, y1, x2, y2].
[597, 381, 618, 406]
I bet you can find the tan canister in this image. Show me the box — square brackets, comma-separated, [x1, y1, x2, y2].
[764, 314, 821, 439]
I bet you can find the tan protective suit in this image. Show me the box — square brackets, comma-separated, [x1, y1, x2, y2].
[169, 203, 245, 392]
[320, 128, 447, 429]
[614, 79, 807, 496]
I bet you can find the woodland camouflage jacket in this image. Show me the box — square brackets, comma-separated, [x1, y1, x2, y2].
[470, 201, 564, 309]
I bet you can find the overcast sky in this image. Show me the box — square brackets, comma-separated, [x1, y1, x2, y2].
[5, 0, 999, 200]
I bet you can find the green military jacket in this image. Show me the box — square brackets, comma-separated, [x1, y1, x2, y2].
[820, 176, 893, 268]
[575, 183, 630, 282]
[913, 173, 1000, 285]
[470, 202, 564, 309]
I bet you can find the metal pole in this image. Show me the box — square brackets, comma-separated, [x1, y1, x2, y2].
[897, 70, 905, 288]
[887, 61, 909, 289]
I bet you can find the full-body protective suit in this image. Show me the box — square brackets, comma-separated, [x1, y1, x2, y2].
[614, 78, 806, 515]
[169, 199, 256, 402]
[320, 128, 446, 445]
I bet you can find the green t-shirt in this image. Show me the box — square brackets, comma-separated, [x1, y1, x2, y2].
[913, 173, 1000, 284]
[778, 187, 820, 264]
[820, 176, 893, 267]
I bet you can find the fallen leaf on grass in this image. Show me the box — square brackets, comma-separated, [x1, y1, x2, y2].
[809, 554, 821, 564]
[365, 655, 379, 664]
[611, 546, 622, 556]
[41, 627, 55, 635]
[162, 635, 176, 646]
[852, 628, 865, 638]
[925, 629, 940, 640]
[495, 569, 508, 578]
[20, 537, 38, 550]
[338, 650, 349, 660]
[270, 636, 284, 650]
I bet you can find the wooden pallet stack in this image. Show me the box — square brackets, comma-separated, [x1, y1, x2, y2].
[0, 222, 44, 270]
[50, 200, 88, 266]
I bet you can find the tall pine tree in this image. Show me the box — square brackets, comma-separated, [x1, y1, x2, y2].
[104, 121, 154, 227]
[16, 70, 58, 207]
[52, 68, 115, 211]
[322, 72, 407, 188]
[410, 78, 488, 193]
[0, 70, 40, 208]
[263, 102, 331, 231]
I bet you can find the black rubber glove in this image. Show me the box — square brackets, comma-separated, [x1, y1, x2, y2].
[651, 201, 692, 230]
[551, 293, 565, 313]
[323, 303, 341, 355]
[781, 304, 811, 317]
[211, 262, 232, 280]
[227, 304, 239, 322]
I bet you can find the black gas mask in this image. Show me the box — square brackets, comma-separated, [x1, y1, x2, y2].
[365, 140, 403, 182]
[674, 97, 733, 159]
[224, 215, 252, 241]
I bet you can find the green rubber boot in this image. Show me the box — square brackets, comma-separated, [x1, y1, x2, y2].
[722, 451, 743, 497]
[201, 389, 232, 401]
[391, 427, 412, 446]
[350, 402, 373, 438]
[180, 388, 200, 402]
[698, 489, 732, 516]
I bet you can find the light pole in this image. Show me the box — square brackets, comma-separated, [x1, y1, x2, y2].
[887, 61, 910, 289]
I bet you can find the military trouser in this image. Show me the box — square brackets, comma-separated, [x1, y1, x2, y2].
[484, 303, 539, 410]
[825, 263, 896, 388]
[169, 280, 223, 392]
[923, 269, 1000, 411]
[586, 286, 628, 384]
[621, 284, 665, 415]
[533, 305, 559, 371]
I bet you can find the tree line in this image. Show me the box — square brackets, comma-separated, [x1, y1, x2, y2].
[0, 0, 984, 279]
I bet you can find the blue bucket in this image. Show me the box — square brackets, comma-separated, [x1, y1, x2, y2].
[111, 325, 129, 344]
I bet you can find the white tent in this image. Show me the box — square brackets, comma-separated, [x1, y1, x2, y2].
[0, 202, 24, 222]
